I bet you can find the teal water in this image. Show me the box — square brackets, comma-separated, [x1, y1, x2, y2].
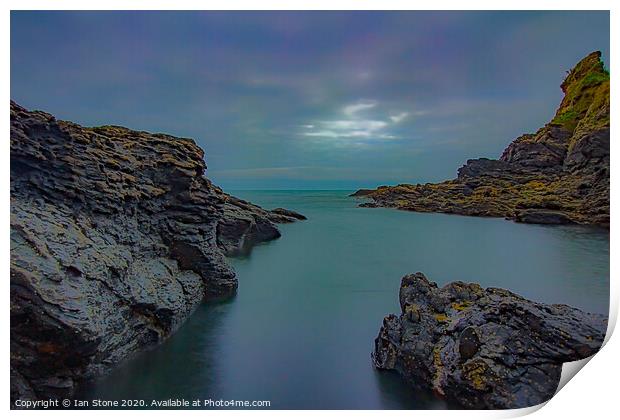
[81, 190, 609, 409]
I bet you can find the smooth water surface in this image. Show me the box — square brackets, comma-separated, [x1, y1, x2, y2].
[82, 191, 609, 409]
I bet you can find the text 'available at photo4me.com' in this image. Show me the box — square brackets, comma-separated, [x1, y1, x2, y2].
[14, 398, 273, 409]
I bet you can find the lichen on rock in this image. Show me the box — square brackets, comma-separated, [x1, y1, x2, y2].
[372, 273, 607, 409]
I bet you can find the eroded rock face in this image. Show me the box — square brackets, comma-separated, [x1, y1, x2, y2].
[354, 51, 610, 227]
[10, 101, 303, 403]
[217, 193, 298, 256]
[372, 273, 607, 409]
[500, 127, 572, 169]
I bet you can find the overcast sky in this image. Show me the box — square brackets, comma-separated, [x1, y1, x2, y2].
[11, 11, 609, 190]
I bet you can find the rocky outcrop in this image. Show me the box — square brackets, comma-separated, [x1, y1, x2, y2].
[372, 273, 607, 409]
[215, 192, 304, 256]
[354, 51, 610, 227]
[10, 101, 303, 403]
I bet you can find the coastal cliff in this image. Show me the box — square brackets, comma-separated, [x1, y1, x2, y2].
[354, 51, 610, 226]
[10, 101, 303, 403]
[373, 273, 607, 409]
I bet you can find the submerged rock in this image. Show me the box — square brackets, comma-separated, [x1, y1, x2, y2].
[354, 52, 610, 227]
[10, 101, 304, 403]
[372, 273, 607, 409]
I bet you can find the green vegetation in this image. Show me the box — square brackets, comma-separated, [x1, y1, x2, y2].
[552, 109, 578, 127]
[552, 51, 610, 132]
[580, 71, 609, 89]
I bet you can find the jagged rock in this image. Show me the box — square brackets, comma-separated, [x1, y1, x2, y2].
[10, 101, 304, 404]
[456, 158, 517, 179]
[354, 52, 609, 227]
[500, 126, 572, 169]
[565, 128, 610, 171]
[372, 273, 607, 409]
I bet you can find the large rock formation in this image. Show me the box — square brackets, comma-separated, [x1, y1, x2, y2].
[372, 273, 607, 409]
[10, 101, 303, 403]
[354, 51, 610, 227]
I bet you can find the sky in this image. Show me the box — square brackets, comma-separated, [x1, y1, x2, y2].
[11, 11, 610, 190]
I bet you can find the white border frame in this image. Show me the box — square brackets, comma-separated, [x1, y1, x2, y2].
[3, 2, 616, 419]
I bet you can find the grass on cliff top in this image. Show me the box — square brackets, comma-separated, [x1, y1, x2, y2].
[552, 53, 610, 132]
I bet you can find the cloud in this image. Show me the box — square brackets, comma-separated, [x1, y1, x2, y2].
[302, 130, 394, 139]
[389, 112, 409, 123]
[208, 165, 419, 181]
[342, 101, 376, 116]
[301, 100, 403, 141]
[322, 119, 388, 131]
[301, 119, 390, 139]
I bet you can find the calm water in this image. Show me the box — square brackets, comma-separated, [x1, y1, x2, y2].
[81, 190, 609, 409]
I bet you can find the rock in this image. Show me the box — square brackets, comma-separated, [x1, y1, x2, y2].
[9, 101, 303, 404]
[356, 52, 609, 227]
[372, 273, 607, 409]
[456, 158, 517, 179]
[270, 207, 307, 220]
[500, 126, 571, 169]
[515, 210, 573, 225]
[565, 128, 610, 171]
[214, 194, 306, 256]
[458, 327, 480, 361]
[216, 193, 282, 256]
[349, 189, 375, 197]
